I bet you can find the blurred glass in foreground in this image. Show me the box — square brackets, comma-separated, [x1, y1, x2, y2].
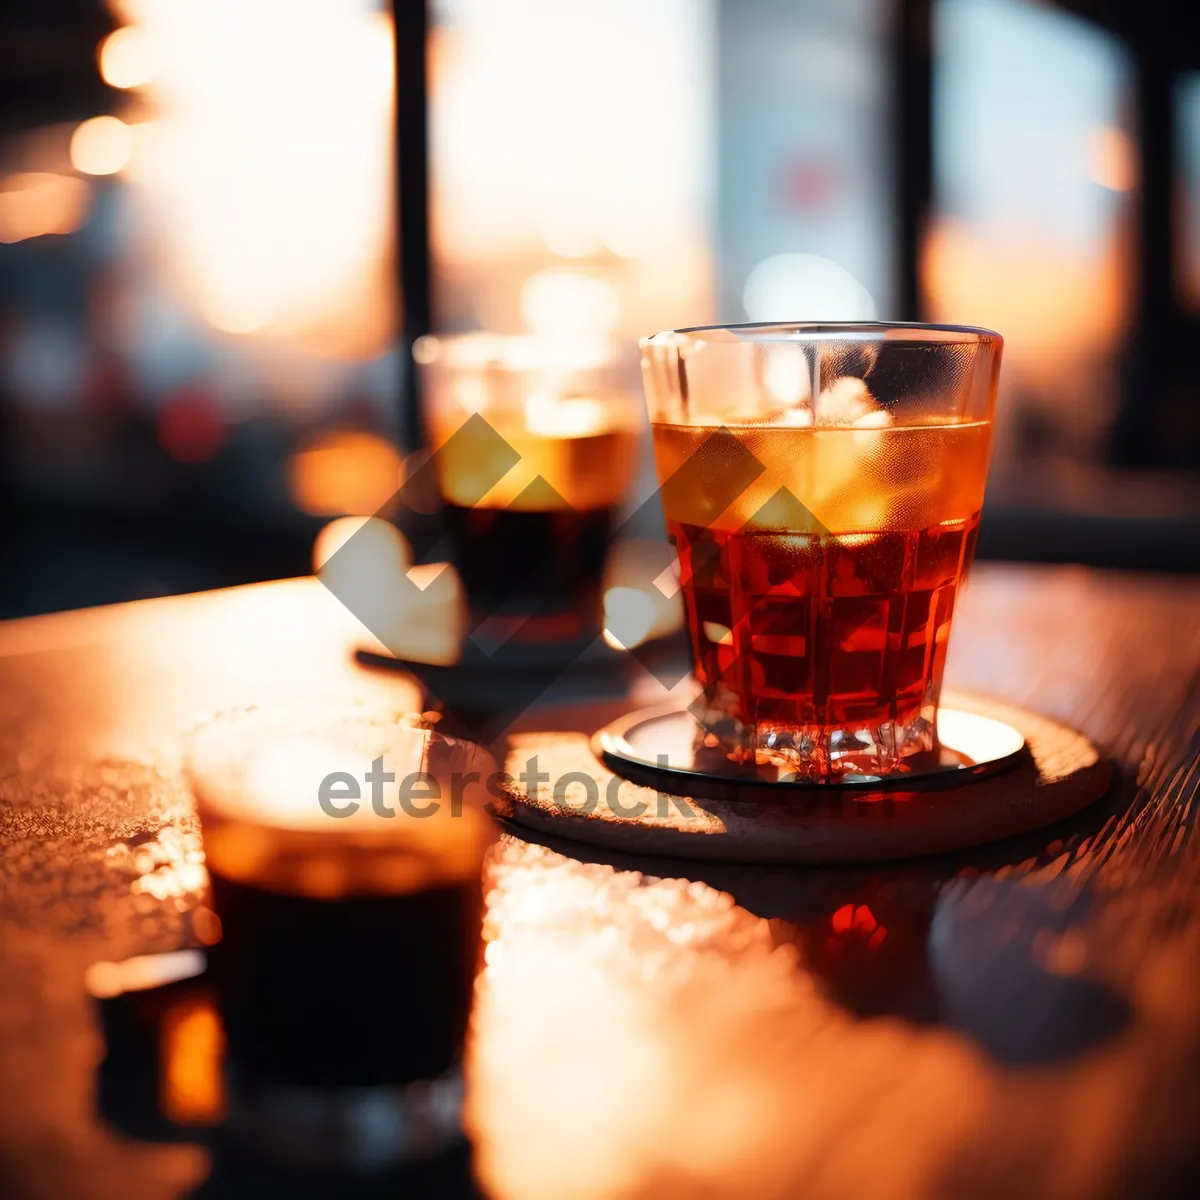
[185, 705, 494, 1167]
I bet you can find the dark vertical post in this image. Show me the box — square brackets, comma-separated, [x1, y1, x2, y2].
[1110, 39, 1175, 466]
[395, 0, 432, 452]
[893, 0, 933, 321]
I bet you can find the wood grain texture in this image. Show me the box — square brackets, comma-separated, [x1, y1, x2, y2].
[0, 566, 1197, 1198]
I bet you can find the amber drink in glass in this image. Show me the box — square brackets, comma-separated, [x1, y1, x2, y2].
[416, 334, 640, 649]
[641, 323, 1002, 780]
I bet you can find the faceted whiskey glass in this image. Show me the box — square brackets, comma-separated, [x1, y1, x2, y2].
[640, 322, 1002, 780]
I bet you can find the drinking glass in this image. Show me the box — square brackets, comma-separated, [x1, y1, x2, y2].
[186, 705, 494, 1093]
[415, 334, 641, 650]
[640, 322, 1002, 780]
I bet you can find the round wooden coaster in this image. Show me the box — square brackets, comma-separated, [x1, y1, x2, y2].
[491, 691, 1112, 863]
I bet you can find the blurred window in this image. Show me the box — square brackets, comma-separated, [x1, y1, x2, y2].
[716, 0, 893, 323]
[428, 0, 716, 341]
[0, 0, 401, 615]
[1178, 72, 1200, 312]
[930, 0, 1135, 471]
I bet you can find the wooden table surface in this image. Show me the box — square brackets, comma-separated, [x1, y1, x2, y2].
[1, 565, 1198, 1199]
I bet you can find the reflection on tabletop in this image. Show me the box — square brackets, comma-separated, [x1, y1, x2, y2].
[89, 803, 1193, 1200]
[1, 570, 1198, 1198]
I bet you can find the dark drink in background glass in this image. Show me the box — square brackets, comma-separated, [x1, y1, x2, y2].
[417, 335, 640, 648]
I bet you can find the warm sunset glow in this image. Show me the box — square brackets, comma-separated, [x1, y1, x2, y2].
[127, 0, 395, 355]
[1087, 125, 1136, 192]
[0, 173, 89, 243]
[70, 116, 134, 176]
[288, 430, 402, 517]
[923, 217, 1126, 359]
[523, 392, 608, 439]
[99, 25, 160, 88]
[429, 1, 713, 336]
[539, 216, 601, 259]
[519, 268, 622, 337]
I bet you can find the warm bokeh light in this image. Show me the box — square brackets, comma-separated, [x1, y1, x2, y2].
[519, 268, 622, 337]
[923, 217, 1126, 361]
[602, 586, 657, 651]
[742, 252, 877, 323]
[84, 950, 206, 1000]
[127, 0, 395, 355]
[312, 515, 412, 574]
[160, 997, 227, 1125]
[70, 115, 134, 176]
[0, 173, 89, 243]
[932, 0, 1136, 468]
[288, 430, 402, 517]
[924, 216, 1131, 469]
[1087, 125, 1136, 192]
[99, 25, 160, 89]
[539, 215, 602, 259]
[601, 540, 685, 649]
[522, 392, 609, 440]
[429, 0, 713, 337]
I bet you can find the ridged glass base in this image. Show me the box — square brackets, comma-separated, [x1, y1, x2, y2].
[690, 695, 939, 781]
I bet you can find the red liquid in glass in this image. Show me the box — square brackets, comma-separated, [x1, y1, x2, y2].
[653, 420, 992, 775]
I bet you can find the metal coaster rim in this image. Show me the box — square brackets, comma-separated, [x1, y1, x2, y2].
[592, 701, 1028, 792]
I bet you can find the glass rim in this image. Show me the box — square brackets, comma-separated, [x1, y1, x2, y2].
[640, 320, 1003, 350]
[183, 702, 496, 827]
